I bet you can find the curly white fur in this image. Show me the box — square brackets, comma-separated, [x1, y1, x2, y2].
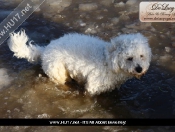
[8, 30, 44, 63]
[8, 30, 151, 95]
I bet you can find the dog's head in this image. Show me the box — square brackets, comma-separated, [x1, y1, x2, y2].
[108, 33, 152, 79]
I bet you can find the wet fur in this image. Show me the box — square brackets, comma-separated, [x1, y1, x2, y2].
[8, 30, 151, 95]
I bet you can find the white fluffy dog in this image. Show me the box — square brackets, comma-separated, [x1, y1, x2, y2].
[8, 30, 151, 95]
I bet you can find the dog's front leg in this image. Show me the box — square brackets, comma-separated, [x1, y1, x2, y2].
[85, 74, 110, 95]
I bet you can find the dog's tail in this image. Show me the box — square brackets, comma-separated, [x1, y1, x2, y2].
[8, 30, 45, 63]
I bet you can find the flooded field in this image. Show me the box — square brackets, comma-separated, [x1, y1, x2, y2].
[0, 0, 175, 131]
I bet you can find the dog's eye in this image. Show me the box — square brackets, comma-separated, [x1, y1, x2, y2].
[127, 57, 133, 61]
[140, 55, 144, 58]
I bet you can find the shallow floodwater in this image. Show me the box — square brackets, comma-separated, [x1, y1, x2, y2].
[0, 0, 175, 131]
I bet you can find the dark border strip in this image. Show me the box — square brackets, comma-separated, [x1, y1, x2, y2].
[0, 119, 174, 126]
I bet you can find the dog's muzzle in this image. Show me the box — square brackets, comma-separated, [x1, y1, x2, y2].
[134, 70, 147, 79]
[135, 74, 142, 79]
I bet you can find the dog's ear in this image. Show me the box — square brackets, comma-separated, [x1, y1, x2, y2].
[108, 45, 116, 53]
[108, 40, 116, 53]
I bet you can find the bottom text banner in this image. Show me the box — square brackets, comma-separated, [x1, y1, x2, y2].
[0, 119, 175, 126]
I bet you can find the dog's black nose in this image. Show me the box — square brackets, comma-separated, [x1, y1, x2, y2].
[135, 65, 142, 73]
